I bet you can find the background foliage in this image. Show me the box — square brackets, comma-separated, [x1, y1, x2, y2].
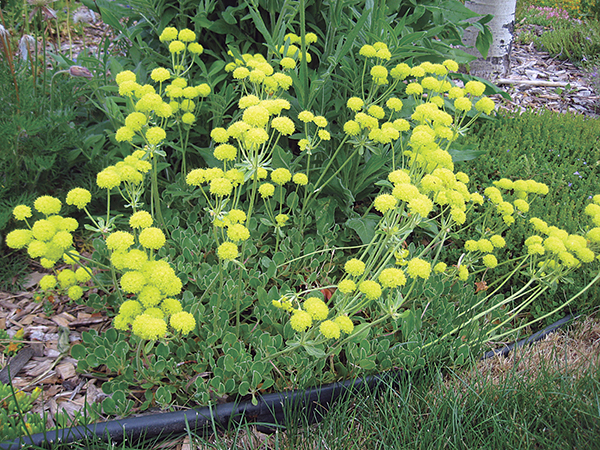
[463, 110, 600, 322]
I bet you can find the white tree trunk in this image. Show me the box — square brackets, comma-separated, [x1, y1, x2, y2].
[463, 0, 518, 79]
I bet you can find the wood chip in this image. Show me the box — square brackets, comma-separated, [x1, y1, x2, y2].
[52, 312, 75, 327]
[56, 362, 77, 380]
[25, 359, 54, 378]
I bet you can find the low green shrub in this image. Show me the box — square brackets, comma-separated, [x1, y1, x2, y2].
[463, 109, 600, 322]
[0, 384, 44, 442]
[534, 18, 600, 60]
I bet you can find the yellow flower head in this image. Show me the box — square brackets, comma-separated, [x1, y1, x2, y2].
[313, 116, 327, 127]
[275, 214, 289, 227]
[214, 144, 237, 161]
[227, 224, 250, 242]
[407, 258, 431, 279]
[106, 231, 134, 252]
[210, 177, 233, 196]
[338, 279, 356, 294]
[188, 42, 204, 54]
[217, 242, 238, 260]
[170, 311, 196, 334]
[378, 267, 407, 288]
[347, 97, 364, 111]
[34, 196, 61, 215]
[132, 314, 167, 340]
[139, 227, 166, 249]
[290, 310, 312, 332]
[13, 205, 32, 221]
[271, 116, 295, 135]
[359, 45, 376, 57]
[344, 258, 365, 276]
[159, 27, 178, 42]
[169, 40, 186, 54]
[151, 67, 170, 82]
[465, 80, 486, 97]
[359, 280, 382, 300]
[178, 28, 196, 42]
[304, 297, 329, 320]
[298, 110, 314, 122]
[386, 97, 403, 112]
[146, 127, 166, 145]
[319, 320, 341, 339]
[373, 194, 397, 213]
[129, 211, 153, 229]
[259, 183, 275, 198]
[66, 188, 91, 210]
[293, 173, 308, 186]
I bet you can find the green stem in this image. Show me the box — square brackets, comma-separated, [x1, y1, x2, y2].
[151, 155, 164, 228]
[300, 137, 353, 218]
[299, 0, 308, 108]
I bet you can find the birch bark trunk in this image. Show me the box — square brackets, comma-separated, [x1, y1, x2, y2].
[463, 0, 518, 79]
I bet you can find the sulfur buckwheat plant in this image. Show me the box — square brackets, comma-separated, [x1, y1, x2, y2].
[11, 27, 598, 416]
[113, 26, 211, 225]
[6, 194, 94, 303]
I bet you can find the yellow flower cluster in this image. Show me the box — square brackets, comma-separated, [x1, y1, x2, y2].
[159, 27, 205, 72]
[116, 69, 210, 144]
[463, 234, 505, 269]
[185, 167, 244, 197]
[343, 96, 406, 144]
[93, 205, 195, 339]
[523, 201, 598, 271]
[275, 293, 355, 340]
[96, 150, 151, 189]
[348, 51, 495, 176]
[486, 178, 549, 226]
[378, 169, 471, 223]
[6, 196, 87, 273]
[225, 51, 293, 95]
[277, 31, 318, 64]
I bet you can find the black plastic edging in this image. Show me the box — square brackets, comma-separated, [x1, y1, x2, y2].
[482, 313, 576, 359]
[0, 372, 393, 450]
[0, 313, 577, 450]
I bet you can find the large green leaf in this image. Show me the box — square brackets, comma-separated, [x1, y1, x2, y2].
[346, 216, 378, 245]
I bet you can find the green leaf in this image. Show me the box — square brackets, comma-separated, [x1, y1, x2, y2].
[155, 343, 169, 358]
[346, 323, 371, 343]
[302, 342, 326, 358]
[85, 354, 98, 368]
[448, 145, 486, 162]
[156, 386, 172, 406]
[359, 358, 376, 370]
[474, 16, 494, 59]
[287, 191, 299, 210]
[105, 328, 118, 343]
[266, 261, 277, 278]
[102, 397, 116, 415]
[238, 380, 250, 396]
[144, 340, 154, 355]
[273, 252, 285, 266]
[428, 0, 479, 23]
[70, 344, 87, 360]
[346, 217, 378, 245]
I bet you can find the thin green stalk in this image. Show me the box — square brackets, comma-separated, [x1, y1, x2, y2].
[0, 9, 19, 109]
[151, 155, 164, 228]
[299, 0, 308, 108]
[493, 270, 600, 341]
[300, 137, 353, 218]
